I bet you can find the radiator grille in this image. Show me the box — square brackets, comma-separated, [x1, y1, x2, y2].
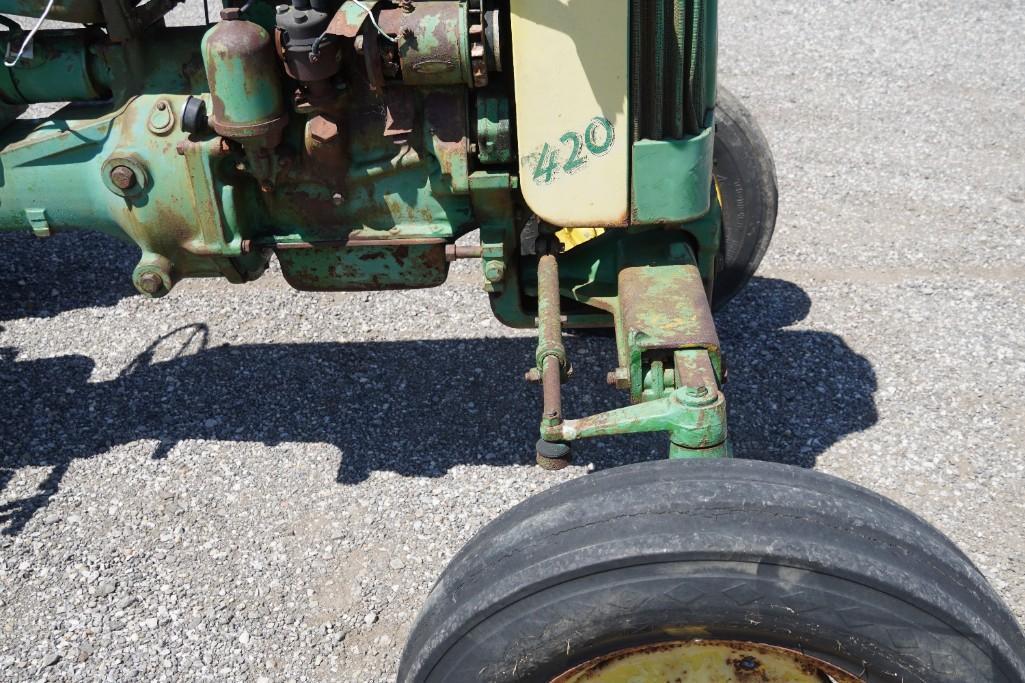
[631, 0, 708, 141]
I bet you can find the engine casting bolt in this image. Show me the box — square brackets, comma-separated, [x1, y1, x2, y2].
[484, 261, 505, 283]
[137, 272, 163, 295]
[332, 193, 344, 206]
[110, 165, 137, 190]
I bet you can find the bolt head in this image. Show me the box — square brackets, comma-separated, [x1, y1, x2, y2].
[110, 165, 137, 190]
[137, 272, 163, 295]
[680, 385, 718, 407]
[484, 261, 505, 283]
[607, 368, 630, 390]
[309, 117, 340, 144]
[524, 368, 542, 383]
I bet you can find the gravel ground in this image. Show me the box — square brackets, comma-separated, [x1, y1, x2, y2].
[1, 1, 1024, 681]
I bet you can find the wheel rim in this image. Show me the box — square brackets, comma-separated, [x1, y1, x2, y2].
[551, 640, 861, 682]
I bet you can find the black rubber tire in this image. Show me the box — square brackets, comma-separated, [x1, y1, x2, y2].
[711, 87, 779, 310]
[399, 459, 1025, 682]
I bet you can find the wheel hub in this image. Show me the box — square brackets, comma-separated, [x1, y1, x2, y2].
[551, 640, 861, 683]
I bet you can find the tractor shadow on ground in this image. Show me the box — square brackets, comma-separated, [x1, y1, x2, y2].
[0, 232, 139, 322]
[716, 279, 879, 467]
[0, 277, 877, 536]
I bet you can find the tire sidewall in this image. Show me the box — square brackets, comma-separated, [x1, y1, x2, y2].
[419, 560, 1006, 683]
[712, 88, 779, 310]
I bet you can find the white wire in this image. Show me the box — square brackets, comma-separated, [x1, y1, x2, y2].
[4, 0, 55, 68]
[351, 0, 398, 43]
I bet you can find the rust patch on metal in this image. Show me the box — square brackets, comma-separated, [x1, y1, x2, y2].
[618, 261, 719, 353]
[275, 238, 449, 292]
[551, 639, 861, 683]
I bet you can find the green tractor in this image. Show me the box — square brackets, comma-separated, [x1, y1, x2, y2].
[0, 0, 1022, 680]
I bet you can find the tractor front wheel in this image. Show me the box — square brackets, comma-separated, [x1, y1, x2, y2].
[712, 87, 779, 310]
[399, 459, 1025, 682]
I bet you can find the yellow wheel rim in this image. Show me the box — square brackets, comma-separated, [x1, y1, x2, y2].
[551, 640, 861, 683]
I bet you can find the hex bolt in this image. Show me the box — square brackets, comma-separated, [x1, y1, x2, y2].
[484, 261, 505, 283]
[524, 368, 542, 383]
[681, 385, 718, 407]
[137, 272, 163, 295]
[607, 368, 630, 390]
[110, 165, 137, 190]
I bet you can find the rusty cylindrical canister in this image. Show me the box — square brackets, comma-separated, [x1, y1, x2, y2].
[201, 8, 288, 147]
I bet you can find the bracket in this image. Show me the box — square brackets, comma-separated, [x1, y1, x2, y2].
[531, 239, 730, 460]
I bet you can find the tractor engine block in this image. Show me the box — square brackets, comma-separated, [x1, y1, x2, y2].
[0, 0, 510, 298]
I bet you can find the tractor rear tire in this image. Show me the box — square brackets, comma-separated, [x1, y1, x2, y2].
[399, 459, 1025, 682]
[712, 87, 779, 310]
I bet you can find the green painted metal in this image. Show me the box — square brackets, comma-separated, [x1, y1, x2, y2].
[631, 0, 713, 141]
[0, 30, 113, 104]
[532, 237, 730, 458]
[631, 126, 714, 224]
[201, 18, 287, 142]
[275, 240, 449, 292]
[629, 0, 717, 224]
[394, 1, 471, 87]
[0, 1, 733, 460]
[703, 0, 718, 118]
[545, 383, 727, 458]
[0, 0, 104, 23]
[475, 92, 512, 165]
[333, 0, 385, 36]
